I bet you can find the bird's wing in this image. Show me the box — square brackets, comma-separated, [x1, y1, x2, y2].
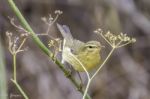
[72, 40, 85, 54]
[57, 23, 85, 54]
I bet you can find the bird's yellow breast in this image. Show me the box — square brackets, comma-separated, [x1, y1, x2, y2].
[74, 50, 101, 72]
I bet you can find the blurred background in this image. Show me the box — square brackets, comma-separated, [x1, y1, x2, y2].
[0, 0, 150, 99]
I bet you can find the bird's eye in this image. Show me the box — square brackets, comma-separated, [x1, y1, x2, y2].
[88, 46, 93, 48]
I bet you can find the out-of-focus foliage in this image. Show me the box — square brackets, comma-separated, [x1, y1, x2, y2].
[0, 0, 150, 99]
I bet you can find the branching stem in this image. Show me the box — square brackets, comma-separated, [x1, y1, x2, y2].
[11, 53, 29, 99]
[7, 0, 91, 98]
[11, 79, 29, 99]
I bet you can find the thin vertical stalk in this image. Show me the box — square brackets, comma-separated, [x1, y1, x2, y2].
[13, 54, 16, 81]
[83, 47, 115, 99]
[82, 80, 91, 99]
[11, 53, 29, 99]
[91, 47, 115, 80]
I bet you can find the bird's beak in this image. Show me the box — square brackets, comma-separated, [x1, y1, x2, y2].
[99, 45, 105, 48]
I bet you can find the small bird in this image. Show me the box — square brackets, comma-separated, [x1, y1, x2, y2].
[57, 24, 102, 72]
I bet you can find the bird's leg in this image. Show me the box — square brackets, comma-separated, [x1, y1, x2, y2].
[64, 64, 73, 77]
[66, 64, 83, 91]
[76, 71, 83, 91]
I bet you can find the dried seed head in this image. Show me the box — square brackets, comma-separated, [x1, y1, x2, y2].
[6, 31, 12, 37]
[131, 38, 136, 43]
[48, 14, 53, 22]
[41, 17, 47, 22]
[54, 10, 63, 15]
[95, 28, 136, 48]
[20, 33, 29, 37]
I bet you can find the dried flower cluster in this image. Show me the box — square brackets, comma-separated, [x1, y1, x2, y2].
[6, 31, 28, 54]
[6, 18, 30, 55]
[94, 29, 136, 48]
[48, 38, 62, 58]
[41, 10, 63, 24]
[10, 17, 30, 34]
[37, 10, 63, 36]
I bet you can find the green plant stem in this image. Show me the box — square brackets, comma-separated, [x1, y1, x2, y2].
[7, 0, 91, 99]
[13, 54, 17, 81]
[11, 79, 29, 99]
[0, 38, 7, 99]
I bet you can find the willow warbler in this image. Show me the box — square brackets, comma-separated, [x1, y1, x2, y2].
[57, 24, 101, 72]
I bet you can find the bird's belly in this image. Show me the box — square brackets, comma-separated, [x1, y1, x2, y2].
[75, 54, 100, 72]
[62, 48, 100, 72]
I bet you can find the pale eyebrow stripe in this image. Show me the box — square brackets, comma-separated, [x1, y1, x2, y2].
[85, 45, 98, 47]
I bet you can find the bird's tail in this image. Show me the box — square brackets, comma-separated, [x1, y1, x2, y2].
[57, 23, 73, 46]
